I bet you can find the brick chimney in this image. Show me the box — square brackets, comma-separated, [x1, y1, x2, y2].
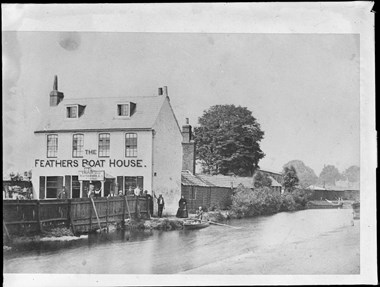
[158, 86, 168, 96]
[182, 118, 196, 173]
[49, 75, 64, 106]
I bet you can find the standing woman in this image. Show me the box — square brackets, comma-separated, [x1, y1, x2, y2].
[176, 195, 188, 218]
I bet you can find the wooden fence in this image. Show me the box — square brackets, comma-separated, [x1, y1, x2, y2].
[3, 196, 150, 237]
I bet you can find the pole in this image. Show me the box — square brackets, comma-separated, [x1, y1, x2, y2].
[208, 220, 242, 229]
[90, 197, 102, 232]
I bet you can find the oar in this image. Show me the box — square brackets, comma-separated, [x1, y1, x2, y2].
[208, 220, 242, 230]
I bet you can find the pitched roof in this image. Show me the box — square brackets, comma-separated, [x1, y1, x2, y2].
[181, 171, 211, 187]
[268, 176, 282, 187]
[196, 174, 253, 188]
[306, 185, 327, 190]
[35, 96, 167, 133]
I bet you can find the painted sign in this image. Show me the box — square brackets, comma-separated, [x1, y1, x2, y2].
[78, 169, 105, 181]
[34, 159, 145, 168]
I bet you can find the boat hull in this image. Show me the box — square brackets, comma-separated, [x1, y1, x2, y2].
[183, 220, 210, 230]
[306, 201, 343, 209]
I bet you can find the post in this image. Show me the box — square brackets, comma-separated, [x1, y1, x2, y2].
[89, 199, 92, 231]
[125, 195, 131, 219]
[106, 197, 109, 233]
[36, 201, 43, 233]
[67, 199, 71, 229]
[122, 196, 126, 227]
[3, 220, 11, 243]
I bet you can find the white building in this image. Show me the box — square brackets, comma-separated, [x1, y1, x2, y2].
[32, 76, 182, 215]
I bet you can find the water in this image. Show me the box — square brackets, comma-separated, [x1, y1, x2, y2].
[3, 209, 355, 274]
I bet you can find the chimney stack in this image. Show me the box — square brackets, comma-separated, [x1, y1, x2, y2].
[163, 86, 168, 96]
[182, 118, 196, 174]
[49, 75, 64, 106]
[158, 86, 168, 96]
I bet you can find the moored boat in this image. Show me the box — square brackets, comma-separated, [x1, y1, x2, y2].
[183, 219, 210, 230]
[306, 200, 343, 209]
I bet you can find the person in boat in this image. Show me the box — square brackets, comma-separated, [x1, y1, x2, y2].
[176, 195, 188, 218]
[196, 206, 204, 221]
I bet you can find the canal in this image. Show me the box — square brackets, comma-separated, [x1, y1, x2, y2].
[3, 208, 359, 274]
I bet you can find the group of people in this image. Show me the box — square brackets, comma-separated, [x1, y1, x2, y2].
[3, 185, 33, 200]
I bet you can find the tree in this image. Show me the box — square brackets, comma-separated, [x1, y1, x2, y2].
[318, 165, 341, 186]
[282, 166, 299, 192]
[342, 165, 360, 182]
[194, 105, 265, 176]
[283, 160, 318, 188]
[253, 171, 272, 188]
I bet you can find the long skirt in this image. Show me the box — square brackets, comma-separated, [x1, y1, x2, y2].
[176, 207, 188, 218]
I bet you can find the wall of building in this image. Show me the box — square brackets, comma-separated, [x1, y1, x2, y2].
[181, 185, 233, 212]
[152, 97, 182, 215]
[32, 130, 153, 199]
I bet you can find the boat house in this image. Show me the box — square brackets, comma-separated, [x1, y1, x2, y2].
[32, 76, 182, 215]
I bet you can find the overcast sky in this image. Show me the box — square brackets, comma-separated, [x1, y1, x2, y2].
[2, 31, 359, 176]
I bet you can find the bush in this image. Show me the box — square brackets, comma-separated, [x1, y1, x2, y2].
[231, 186, 282, 218]
[231, 186, 311, 218]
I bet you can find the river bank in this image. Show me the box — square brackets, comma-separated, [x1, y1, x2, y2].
[182, 220, 360, 274]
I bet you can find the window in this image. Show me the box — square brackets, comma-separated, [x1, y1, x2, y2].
[125, 133, 137, 157]
[47, 134, 58, 158]
[46, 176, 63, 199]
[98, 133, 110, 157]
[72, 134, 84, 157]
[124, 176, 143, 195]
[117, 104, 130, 117]
[71, 176, 80, 198]
[66, 106, 78, 118]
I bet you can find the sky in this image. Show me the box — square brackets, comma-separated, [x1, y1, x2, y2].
[2, 31, 360, 176]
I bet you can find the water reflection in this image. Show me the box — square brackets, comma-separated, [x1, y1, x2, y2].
[4, 209, 355, 274]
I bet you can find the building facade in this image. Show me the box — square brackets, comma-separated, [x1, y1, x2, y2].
[32, 76, 182, 215]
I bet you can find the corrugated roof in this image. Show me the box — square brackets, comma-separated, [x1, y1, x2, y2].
[35, 96, 167, 133]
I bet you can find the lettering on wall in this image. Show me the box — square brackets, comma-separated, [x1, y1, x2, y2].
[34, 159, 144, 168]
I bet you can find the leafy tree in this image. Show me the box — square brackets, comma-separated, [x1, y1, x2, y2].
[253, 171, 272, 188]
[283, 160, 318, 188]
[318, 165, 341, 186]
[342, 165, 360, 182]
[194, 105, 265, 176]
[282, 166, 299, 192]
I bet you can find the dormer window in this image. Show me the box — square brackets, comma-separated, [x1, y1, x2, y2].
[66, 104, 85, 118]
[67, 105, 78, 118]
[117, 104, 130, 117]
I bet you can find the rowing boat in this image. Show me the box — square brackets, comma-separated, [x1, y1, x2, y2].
[183, 219, 210, 230]
[306, 200, 343, 209]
